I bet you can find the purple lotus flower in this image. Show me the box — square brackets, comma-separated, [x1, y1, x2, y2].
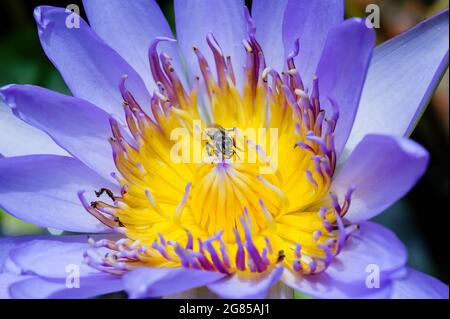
[0, 1, 448, 299]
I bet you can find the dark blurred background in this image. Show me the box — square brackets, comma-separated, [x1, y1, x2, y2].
[0, 0, 448, 285]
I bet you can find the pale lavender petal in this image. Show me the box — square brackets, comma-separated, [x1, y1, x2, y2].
[0, 84, 115, 182]
[83, 0, 183, 91]
[282, 0, 344, 88]
[0, 155, 117, 232]
[123, 267, 225, 298]
[316, 18, 375, 154]
[326, 222, 407, 283]
[8, 235, 120, 278]
[208, 266, 284, 299]
[0, 101, 67, 157]
[346, 10, 449, 155]
[391, 267, 449, 299]
[252, 0, 288, 71]
[9, 274, 122, 299]
[0, 236, 43, 273]
[174, 0, 247, 87]
[282, 269, 392, 299]
[283, 222, 405, 298]
[34, 6, 150, 117]
[1, 235, 122, 299]
[332, 134, 429, 222]
[0, 272, 32, 299]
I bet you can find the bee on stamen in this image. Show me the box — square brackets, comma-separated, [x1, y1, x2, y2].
[205, 124, 241, 161]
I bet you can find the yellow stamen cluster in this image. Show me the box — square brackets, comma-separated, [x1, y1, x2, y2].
[83, 32, 354, 276]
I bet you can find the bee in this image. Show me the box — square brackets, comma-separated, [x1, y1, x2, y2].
[205, 124, 240, 160]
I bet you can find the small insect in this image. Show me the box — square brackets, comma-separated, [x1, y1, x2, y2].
[114, 216, 125, 227]
[91, 188, 116, 212]
[95, 188, 116, 201]
[205, 124, 239, 160]
[276, 250, 286, 263]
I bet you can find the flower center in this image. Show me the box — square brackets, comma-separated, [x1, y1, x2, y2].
[80, 17, 357, 277]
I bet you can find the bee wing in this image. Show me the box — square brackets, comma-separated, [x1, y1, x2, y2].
[207, 123, 225, 130]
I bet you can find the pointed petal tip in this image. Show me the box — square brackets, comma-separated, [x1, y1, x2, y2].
[0, 84, 21, 111]
[397, 137, 430, 161]
[33, 5, 56, 29]
[343, 16, 376, 41]
[32, 6, 43, 24]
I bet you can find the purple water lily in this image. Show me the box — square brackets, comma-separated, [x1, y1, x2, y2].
[0, 1, 449, 299]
